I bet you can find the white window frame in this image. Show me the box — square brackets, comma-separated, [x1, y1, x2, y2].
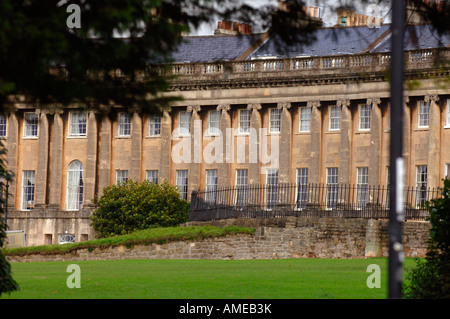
[416, 165, 428, 208]
[445, 163, 450, 179]
[148, 115, 161, 137]
[356, 167, 369, 209]
[299, 107, 311, 132]
[0, 114, 7, 138]
[445, 99, 450, 128]
[418, 100, 429, 128]
[176, 170, 188, 200]
[116, 170, 129, 184]
[269, 108, 281, 133]
[69, 112, 87, 137]
[205, 169, 218, 203]
[117, 112, 131, 136]
[67, 160, 84, 211]
[21, 170, 35, 211]
[146, 170, 159, 184]
[329, 106, 341, 131]
[239, 109, 251, 134]
[265, 168, 278, 210]
[24, 112, 39, 137]
[296, 168, 309, 210]
[235, 169, 248, 206]
[207, 110, 221, 135]
[178, 111, 191, 136]
[326, 167, 339, 209]
[359, 104, 371, 131]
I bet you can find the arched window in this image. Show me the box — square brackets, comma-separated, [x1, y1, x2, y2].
[67, 160, 84, 210]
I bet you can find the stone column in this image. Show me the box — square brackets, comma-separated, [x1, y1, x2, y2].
[278, 102, 292, 183]
[97, 115, 112, 197]
[338, 99, 352, 186]
[48, 110, 64, 208]
[217, 104, 231, 188]
[308, 101, 321, 184]
[402, 96, 411, 187]
[248, 103, 261, 184]
[426, 94, 440, 189]
[34, 109, 50, 207]
[159, 109, 172, 184]
[368, 98, 382, 186]
[83, 111, 98, 206]
[187, 105, 201, 197]
[6, 112, 19, 209]
[130, 112, 142, 182]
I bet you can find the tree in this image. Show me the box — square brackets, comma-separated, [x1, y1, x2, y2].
[90, 180, 190, 238]
[0, 141, 19, 296]
[403, 178, 450, 299]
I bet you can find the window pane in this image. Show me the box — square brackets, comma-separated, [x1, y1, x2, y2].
[179, 111, 191, 135]
[148, 116, 161, 136]
[300, 107, 311, 132]
[70, 112, 87, 136]
[239, 109, 250, 133]
[329, 106, 340, 130]
[416, 165, 427, 208]
[0, 115, 7, 137]
[118, 113, 131, 136]
[67, 161, 84, 210]
[205, 169, 218, 203]
[116, 170, 128, 184]
[266, 168, 278, 209]
[296, 168, 308, 209]
[146, 170, 158, 184]
[22, 170, 35, 210]
[356, 167, 369, 209]
[270, 108, 281, 133]
[359, 105, 371, 130]
[418, 101, 429, 127]
[326, 168, 338, 209]
[25, 113, 38, 137]
[235, 169, 248, 206]
[208, 110, 220, 135]
[176, 170, 188, 200]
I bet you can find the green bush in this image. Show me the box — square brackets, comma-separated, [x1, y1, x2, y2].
[90, 180, 190, 238]
[403, 178, 450, 299]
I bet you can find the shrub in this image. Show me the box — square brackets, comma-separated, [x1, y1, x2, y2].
[403, 178, 450, 299]
[90, 180, 190, 238]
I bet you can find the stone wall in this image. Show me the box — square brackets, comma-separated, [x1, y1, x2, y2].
[8, 217, 431, 262]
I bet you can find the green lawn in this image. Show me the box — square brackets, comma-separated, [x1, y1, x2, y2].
[1, 258, 419, 299]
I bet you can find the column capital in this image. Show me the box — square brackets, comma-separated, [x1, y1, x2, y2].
[424, 94, 439, 103]
[307, 101, 321, 109]
[247, 103, 262, 111]
[336, 99, 351, 108]
[216, 104, 231, 113]
[367, 98, 381, 107]
[277, 102, 291, 110]
[403, 95, 410, 105]
[187, 105, 201, 113]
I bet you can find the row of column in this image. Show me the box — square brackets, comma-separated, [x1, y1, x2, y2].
[4, 94, 443, 209]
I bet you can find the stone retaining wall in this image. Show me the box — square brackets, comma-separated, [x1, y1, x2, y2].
[7, 217, 431, 262]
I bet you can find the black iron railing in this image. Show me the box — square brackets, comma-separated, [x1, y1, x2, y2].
[189, 183, 442, 221]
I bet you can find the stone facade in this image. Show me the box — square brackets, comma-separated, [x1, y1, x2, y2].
[8, 217, 430, 262]
[1, 27, 449, 247]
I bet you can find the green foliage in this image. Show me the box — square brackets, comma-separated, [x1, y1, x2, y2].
[403, 178, 450, 299]
[90, 180, 190, 238]
[0, 140, 19, 296]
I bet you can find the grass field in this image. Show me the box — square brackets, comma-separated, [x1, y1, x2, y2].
[1, 257, 419, 299]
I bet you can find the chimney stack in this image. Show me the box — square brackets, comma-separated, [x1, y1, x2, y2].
[214, 20, 253, 35]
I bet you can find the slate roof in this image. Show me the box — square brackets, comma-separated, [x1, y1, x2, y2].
[165, 24, 449, 64]
[371, 24, 450, 52]
[168, 33, 264, 63]
[249, 25, 391, 58]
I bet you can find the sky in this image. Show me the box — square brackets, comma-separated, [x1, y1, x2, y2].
[190, 0, 392, 35]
